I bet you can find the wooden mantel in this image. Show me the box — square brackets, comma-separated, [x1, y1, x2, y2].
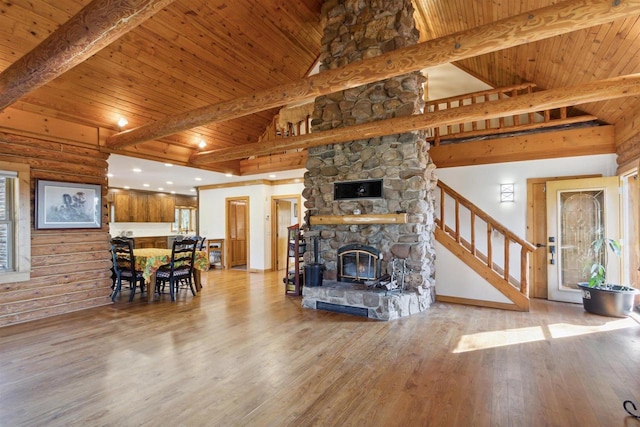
[310, 213, 408, 225]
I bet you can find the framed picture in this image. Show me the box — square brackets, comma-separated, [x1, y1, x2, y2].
[36, 180, 102, 229]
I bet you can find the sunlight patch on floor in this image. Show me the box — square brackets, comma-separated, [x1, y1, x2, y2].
[453, 326, 545, 353]
[453, 317, 638, 353]
[547, 317, 638, 338]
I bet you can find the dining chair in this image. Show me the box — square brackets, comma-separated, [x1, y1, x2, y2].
[110, 237, 145, 302]
[155, 236, 198, 301]
[196, 235, 206, 250]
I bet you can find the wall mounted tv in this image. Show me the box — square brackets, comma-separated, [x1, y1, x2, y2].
[334, 179, 383, 200]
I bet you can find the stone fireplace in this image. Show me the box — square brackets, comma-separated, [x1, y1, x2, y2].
[301, 0, 437, 320]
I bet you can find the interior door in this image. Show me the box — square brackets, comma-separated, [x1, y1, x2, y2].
[227, 198, 248, 268]
[276, 200, 292, 271]
[546, 177, 620, 303]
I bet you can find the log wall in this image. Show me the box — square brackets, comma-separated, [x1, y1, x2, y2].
[0, 131, 111, 327]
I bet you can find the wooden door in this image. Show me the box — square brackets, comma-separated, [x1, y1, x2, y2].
[275, 200, 292, 271]
[227, 198, 248, 268]
[527, 174, 600, 299]
[528, 181, 548, 299]
[546, 176, 620, 303]
[622, 170, 640, 288]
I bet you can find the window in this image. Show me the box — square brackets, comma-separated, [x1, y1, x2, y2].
[172, 207, 196, 233]
[0, 161, 30, 283]
[0, 174, 15, 271]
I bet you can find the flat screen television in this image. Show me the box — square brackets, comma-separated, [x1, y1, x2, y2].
[334, 179, 383, 200]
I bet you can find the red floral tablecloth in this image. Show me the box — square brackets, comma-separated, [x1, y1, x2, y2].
[133, 248, 209, 282]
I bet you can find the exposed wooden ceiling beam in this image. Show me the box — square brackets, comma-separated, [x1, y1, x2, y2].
[105, 0, 640, 150]
[190, 73, 640, 164]
[0, 0, 176, 111]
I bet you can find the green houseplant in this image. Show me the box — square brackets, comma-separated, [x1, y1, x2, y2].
[577, 235, 638, 317]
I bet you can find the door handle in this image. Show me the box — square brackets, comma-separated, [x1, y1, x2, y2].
[536, 243, 546, 248]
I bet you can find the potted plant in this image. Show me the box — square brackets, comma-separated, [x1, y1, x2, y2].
[577, 235, 638, 317]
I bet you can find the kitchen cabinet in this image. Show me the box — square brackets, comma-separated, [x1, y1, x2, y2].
[109, 189, 180, 223]
[147, 193, 175, 223]
[134, 236, 168, 249]
[113, 192, 131, 222]
[174, 194, 197, 208]
[130, 192, 149, 222]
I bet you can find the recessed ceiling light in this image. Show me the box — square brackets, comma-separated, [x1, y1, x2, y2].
[132, 168, 142, 173]
[194, 177, 202, 181]
[190, 188, 196, 192]
[198, 139, 207, 148]
[166, 181, 173, 185]
[164, 163, 173, 167]
[158, 187, 164, 191]
[117, 117, 128, 128]
[225, 173, 233, 177]
[269, 174, 276, 178]
[107, 173, 114, 178]
[143, 183, 150, 187]
[123, 185, 130, 189]
[170, 191, 176, 194]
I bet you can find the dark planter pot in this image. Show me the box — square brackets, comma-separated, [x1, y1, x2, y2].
[577, 283, 639, 318]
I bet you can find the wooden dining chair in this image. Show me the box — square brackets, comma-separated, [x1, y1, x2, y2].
[155, 236, 198, 301]
[110, 237, 145, 302]
[196, 236, 206, 250]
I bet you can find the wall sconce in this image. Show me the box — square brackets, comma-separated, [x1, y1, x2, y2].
[500, 183, 515, 202]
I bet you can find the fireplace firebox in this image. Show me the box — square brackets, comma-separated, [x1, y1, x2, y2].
[337, 244, 381, 283]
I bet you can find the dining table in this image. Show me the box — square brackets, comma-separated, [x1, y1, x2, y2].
[133, 248, 209, 301]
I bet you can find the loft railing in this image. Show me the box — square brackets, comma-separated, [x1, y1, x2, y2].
[435, 180, 536, 311]
[258, 113, 312, 142]
[425, 83, 597, 146]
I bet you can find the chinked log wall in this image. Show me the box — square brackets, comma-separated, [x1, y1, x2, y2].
[0, 131, 111, 327]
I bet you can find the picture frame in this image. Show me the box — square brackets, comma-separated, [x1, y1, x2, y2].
[36, 180, 102, 229]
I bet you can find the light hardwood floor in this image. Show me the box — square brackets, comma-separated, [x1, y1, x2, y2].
[1, 269, 639, 426]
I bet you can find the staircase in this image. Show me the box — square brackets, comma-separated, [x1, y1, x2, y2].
[435, 180, 536, 311]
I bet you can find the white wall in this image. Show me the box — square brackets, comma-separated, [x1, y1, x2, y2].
[434, 154, 618, 302]
[199, 181, 304, 271]
[109, 222, 174, 237]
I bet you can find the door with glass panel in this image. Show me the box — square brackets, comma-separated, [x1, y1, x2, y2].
[546, 177, 621, 303]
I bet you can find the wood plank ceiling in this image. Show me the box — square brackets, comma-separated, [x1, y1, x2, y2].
[0, 0, 638, 175]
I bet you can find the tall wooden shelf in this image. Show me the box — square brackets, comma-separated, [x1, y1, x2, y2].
[283, 224, 305, 295]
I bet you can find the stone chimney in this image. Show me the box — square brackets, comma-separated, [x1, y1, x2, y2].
[302, 0, 437, 318]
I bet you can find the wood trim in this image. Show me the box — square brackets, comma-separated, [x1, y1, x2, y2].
[107, 0, 640, 149]
[198, 177, 303, 191]
[435, 295, 523, 312]
[310, 213, 408, 225]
